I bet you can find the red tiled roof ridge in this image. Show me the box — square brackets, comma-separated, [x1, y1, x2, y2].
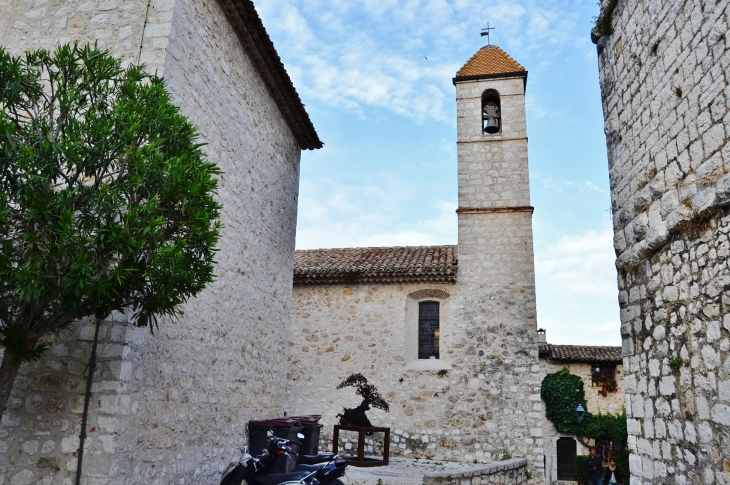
[294, 245, 457, 285]
[455, 45, 525, 78]
[539, 343, 622, 363]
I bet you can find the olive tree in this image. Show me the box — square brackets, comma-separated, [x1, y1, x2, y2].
[0, 44, 222, 418]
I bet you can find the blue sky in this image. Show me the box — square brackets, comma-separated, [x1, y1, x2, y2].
[257, 0, 620, 346]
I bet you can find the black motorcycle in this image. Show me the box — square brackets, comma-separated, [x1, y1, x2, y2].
[220, 445, 319, 485]
[221, 433, 348, 485]
[261, 433, 348, 485]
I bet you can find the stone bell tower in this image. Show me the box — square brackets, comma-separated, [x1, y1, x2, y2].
[452, 45, 544, 482]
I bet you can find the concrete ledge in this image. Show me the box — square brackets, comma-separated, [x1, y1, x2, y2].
[346, 457, 529, 485]
[424, 458, 527, 484]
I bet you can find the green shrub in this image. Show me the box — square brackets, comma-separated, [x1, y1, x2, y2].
[574, 455, 589, 485]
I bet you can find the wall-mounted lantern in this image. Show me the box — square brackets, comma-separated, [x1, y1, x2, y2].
[576, 404, 586, 424]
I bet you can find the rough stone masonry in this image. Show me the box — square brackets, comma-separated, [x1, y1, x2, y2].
[593, 0, 730, 483]
[0, 0, 320, 483]
[288, 47, 544, 484]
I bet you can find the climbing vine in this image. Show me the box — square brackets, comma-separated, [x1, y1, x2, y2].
[541, 368, 629, 480]
[542, 368, 586, 435]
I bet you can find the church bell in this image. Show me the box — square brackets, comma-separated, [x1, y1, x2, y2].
[484, 117, 499, 134]
[482, 100, 500, 134]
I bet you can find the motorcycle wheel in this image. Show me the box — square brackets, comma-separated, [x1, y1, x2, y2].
[330, 480, 345, 485]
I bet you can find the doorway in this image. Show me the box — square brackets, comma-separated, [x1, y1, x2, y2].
[556, 437, 577, 481]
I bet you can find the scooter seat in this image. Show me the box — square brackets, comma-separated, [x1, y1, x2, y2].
[297, 453, 335, 465]
[262, 471, 312, 485]
[292, 463, 324, 473]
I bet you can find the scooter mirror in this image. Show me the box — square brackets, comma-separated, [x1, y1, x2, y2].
[267, 430, 273, 437]
[240, 446, 248, 453]
[297, 433, 305, 440]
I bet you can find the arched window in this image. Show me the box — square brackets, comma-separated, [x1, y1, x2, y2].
[482, 89, 501, 134]
[418, 301, 440, 359]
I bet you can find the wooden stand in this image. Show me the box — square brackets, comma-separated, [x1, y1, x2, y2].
[332, 425, 390, 467]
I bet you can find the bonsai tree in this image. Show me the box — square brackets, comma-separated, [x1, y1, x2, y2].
[0, 44, 222, 418]
[336, 373, 390, 427]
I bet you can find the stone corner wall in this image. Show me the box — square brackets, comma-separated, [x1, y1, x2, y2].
[0, 0, 302, 483]
[594, 0, 730, 484]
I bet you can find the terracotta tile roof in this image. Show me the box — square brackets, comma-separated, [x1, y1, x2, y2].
[454, 45, 526, 81]
[539, 344, 622, 363]
[218, 0, 322, 150]
[294, 245, 457, 285]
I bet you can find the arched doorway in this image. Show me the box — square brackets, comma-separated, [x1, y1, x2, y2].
[556, 437, 577, 480]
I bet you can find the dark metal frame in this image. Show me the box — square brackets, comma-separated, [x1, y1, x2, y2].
[332, 425, 390, 467]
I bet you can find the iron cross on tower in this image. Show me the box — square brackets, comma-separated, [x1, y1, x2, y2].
[480, 23, 495, 46]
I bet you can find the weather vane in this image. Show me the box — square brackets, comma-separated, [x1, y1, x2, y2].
[481, 23, 495, 46]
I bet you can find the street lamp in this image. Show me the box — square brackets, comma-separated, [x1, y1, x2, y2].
[576, 404, 586, 423]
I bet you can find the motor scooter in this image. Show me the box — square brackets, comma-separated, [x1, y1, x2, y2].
[221, 430, 348, 485]
[259, 432, 349, 485]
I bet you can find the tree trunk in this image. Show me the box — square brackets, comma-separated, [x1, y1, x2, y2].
[0, 348, 24, 421]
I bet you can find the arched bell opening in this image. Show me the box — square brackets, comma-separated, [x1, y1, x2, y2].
[481, 89, 501, 134]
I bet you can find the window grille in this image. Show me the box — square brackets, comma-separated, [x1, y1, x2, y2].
[418, 301, 440, 359]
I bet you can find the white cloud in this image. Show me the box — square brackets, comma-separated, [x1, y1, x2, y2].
[534, 226, 622, 346]
[536, 228, 617, 297]
[295, 177, 457, 249]
[257, 0, 593, 123]
[531, 174, 608, 194]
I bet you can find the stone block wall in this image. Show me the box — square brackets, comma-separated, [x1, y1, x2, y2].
[0, 0, 303, 483]
[594, 0, 730, 483]
[455, 211, 542, 482]
[288, 281, 539, 465]
[0, 0, 173, 72]
[288, 283, 469, 460]
[289, 275, 542, 482]
[0, 316, 131, 485]
[456, 78, 530, 209]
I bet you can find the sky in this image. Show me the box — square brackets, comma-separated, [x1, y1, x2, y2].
[256, 0, 621, 346]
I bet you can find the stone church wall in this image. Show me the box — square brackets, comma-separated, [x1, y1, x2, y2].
[288, 283, 464, 460]
[0, 0, 302, 483]
[594, 0, 730, 483]
[289, 278, 542, 474]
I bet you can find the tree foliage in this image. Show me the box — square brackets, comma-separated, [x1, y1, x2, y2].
[0, 43, 222, 416]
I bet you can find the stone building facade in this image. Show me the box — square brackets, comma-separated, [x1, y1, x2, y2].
[0, 0, 320, 484]
[593, 0, 730, 483]
[288, 46, 546, 483]
[538, 341, 624, 484]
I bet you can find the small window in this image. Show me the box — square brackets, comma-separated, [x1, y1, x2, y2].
[418, 301, 440, 359]
[591, 365, 616, 387]
[481, 89, 501, 134]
